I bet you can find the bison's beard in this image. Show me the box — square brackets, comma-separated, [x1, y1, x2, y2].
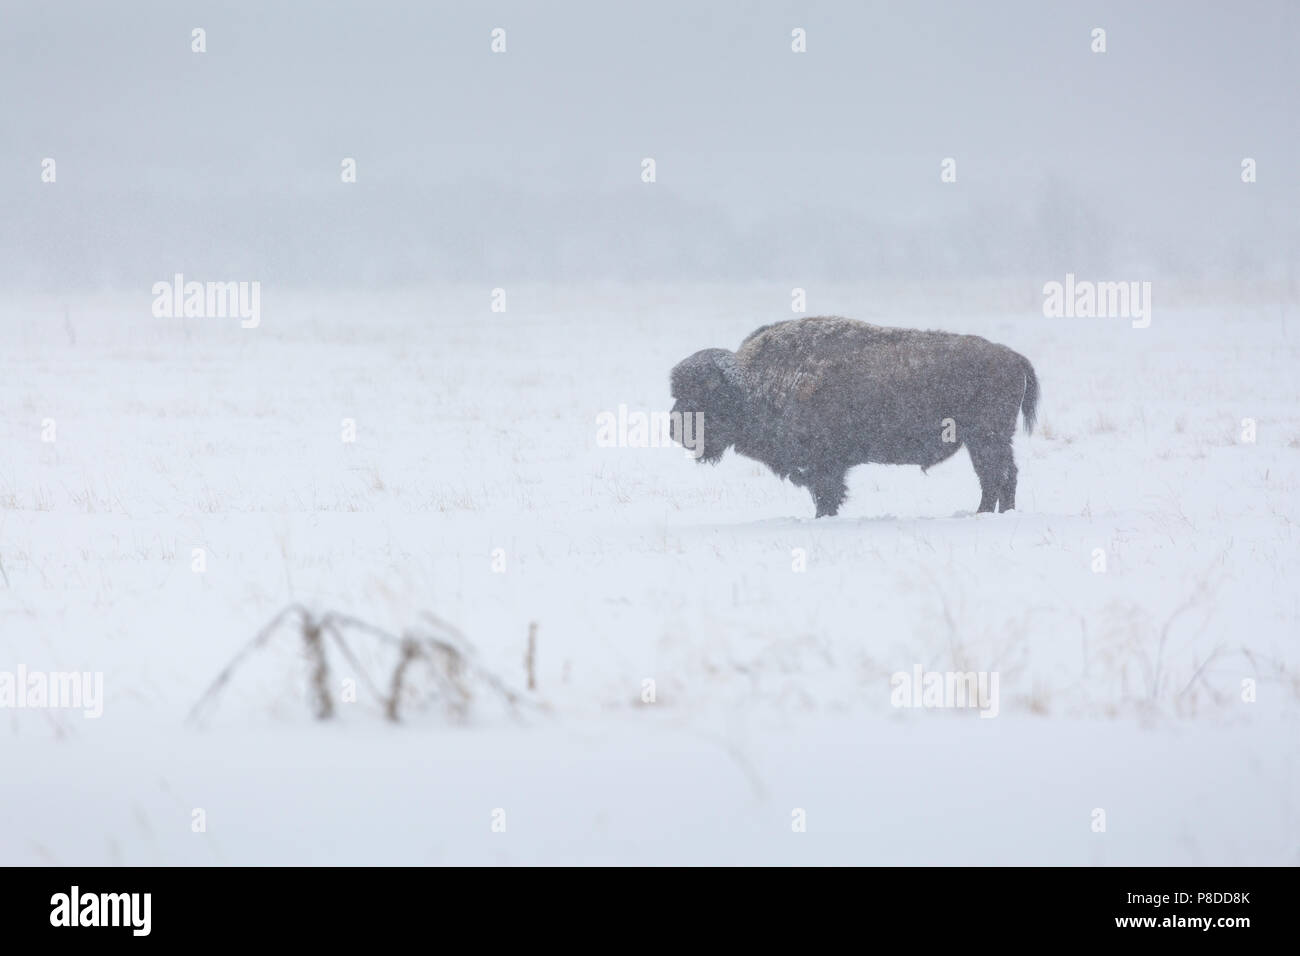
[682, 428, 731, 464]
[696, 442, 728, 465]
[670, 403, 737, 464]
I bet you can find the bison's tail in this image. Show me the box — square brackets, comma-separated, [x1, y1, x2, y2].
[1019, 357, 1039, 436]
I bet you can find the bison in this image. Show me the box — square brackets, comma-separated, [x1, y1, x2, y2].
[669, 316, 1039, 516]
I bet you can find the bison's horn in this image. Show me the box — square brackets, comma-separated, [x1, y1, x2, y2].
[673, 348, 746, 392]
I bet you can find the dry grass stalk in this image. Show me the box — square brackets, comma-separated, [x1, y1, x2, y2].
[187, 604, 529, 726]
[525, 622, 538, 691]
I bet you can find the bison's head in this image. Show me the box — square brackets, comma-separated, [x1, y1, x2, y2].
[669, 348, 747, 464]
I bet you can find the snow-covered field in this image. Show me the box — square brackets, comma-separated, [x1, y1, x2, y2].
[1, 282, 1297, 865]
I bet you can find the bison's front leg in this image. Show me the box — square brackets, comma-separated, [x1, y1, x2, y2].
[808, 470, 848, 518]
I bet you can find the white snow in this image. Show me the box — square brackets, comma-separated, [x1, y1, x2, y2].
[1, 281, 1296, 864]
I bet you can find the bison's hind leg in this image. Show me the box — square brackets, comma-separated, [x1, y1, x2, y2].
[999, 458, 1018, 512]
[966, 438, 1015, 514]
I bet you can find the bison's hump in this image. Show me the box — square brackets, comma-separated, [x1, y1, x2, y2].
[739, 315, 880, 350]
[734, 315, 1015, 411]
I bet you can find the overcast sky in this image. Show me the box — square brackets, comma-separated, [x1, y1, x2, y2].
[3, 0, 1296, 288]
